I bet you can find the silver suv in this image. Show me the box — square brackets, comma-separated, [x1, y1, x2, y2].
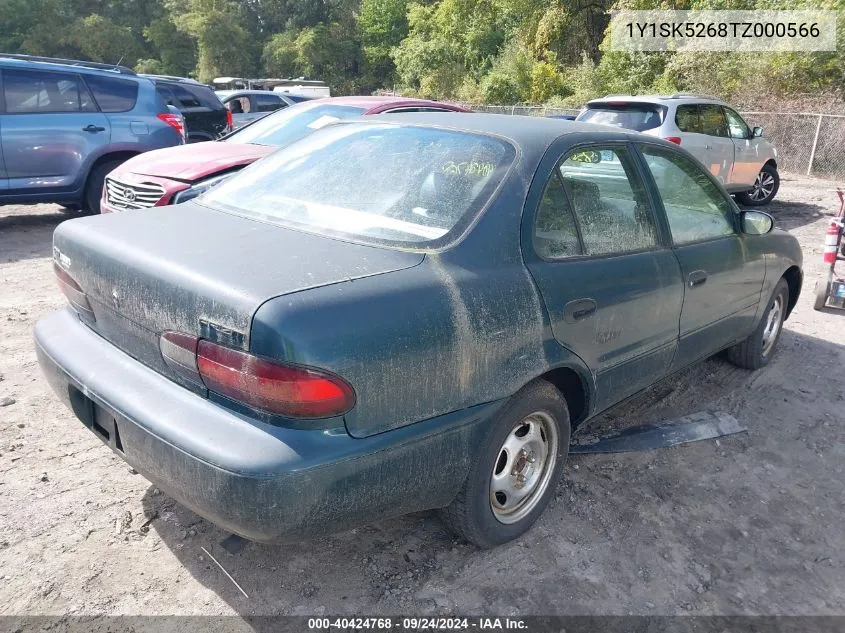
[576, 94, 779, 205]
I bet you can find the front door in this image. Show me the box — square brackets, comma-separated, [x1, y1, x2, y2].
[724, 106, 762, 188]
[0, 68, 110, 192]
[524, 142, 684, 414]
[636, 143, 767, 371]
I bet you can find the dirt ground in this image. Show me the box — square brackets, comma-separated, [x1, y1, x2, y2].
[1, 175, 844, 622]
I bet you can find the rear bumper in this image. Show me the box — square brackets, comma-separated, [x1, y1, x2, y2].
[35, 309, 498, 542]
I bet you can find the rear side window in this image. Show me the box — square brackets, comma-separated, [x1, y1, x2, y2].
[180, 84, 224, 110]
[577, 103, 666, 132]
[3, 69, 92, 114]
[255, 93, 284, 112]
[83, 75, 139, 112]
[675, 105, 700, 133]
[676, 104, 728, 137]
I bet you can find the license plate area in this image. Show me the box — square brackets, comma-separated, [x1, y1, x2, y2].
[67, 385, 124, 453]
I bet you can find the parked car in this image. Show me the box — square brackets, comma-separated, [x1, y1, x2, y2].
[141, 74, 229, 143]
[216, 89, 312, 128]
[100, 96, 468, 212]
[576, 95, 780, 205]
[37, 114, 802, 547]
[0, 54, 184, 213]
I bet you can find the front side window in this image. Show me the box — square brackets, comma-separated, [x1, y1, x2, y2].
[3, 69, 85, 113]
[255, 94, 284, 112]
[640, 145, 735, 245]
[724, 107, 751, 139]
[203, 123, 515, 248]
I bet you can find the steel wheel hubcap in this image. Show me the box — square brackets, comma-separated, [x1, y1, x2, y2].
[761, 294, 784, 356]
[748, 171, 775, 201]
[490, 411, 558, 524]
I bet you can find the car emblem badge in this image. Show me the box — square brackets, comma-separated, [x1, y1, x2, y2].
[124, 188, 136, 202]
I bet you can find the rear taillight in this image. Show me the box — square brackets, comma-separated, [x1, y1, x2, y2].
[54, 263, 95, 321]
[225, 109, 233, 131]
[159, 332, 355, 418]
[663, 136, 682, 145]
[157, 113, 185, 140]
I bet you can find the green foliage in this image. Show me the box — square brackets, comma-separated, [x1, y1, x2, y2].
[0, 0, 841, 103]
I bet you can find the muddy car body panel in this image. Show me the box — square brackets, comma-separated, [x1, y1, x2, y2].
[36, 114, 802, 542]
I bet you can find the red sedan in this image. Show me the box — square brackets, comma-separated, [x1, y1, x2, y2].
[101, 96, 468, 213]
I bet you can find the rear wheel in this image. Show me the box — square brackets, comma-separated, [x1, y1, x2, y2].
[813, 270, 832, 311]
[84, 159, 124, 214]
[440, 380, 570, 548]
[737, 164, 779, 206]
[727, 278, 789, 369]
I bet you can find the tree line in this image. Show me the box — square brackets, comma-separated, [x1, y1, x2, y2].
[1, 0, 841, 105]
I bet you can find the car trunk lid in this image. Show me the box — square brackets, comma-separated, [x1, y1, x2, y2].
[53, 203, 423, 381]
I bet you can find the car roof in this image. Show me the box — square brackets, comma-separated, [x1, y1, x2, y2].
[309, 95, 465, 112]
[0, 54, 137, 78]
[363, 111, 629, 146]
[587, 94, 728, 107]
[220, 90, 288, 98]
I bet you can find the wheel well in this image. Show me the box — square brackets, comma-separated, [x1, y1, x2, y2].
[782, 266, 802, 317]
[85, 152, 137, 192]
[764, 158, 778, 170]
[538, 367, 588, 427]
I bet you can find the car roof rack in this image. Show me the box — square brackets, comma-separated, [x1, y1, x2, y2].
[668, 93, 724, 101]
[139, 73, 203, 85]
[0, 53, 136, 75]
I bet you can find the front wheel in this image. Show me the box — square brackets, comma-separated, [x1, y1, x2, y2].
[727, 278, 789, 369]
[84, 159, 125, 214]
[737, 164, 779, 206]
[439, 380, 570, 548]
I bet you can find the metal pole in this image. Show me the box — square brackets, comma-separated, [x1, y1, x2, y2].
[807, 114, 823, 176]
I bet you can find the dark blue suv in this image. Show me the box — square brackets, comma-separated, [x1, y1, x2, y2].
[0, 55, 184, 213]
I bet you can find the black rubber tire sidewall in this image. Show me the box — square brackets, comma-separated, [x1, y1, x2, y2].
[733, 278, 789, 369]
[737, 164, 780, 206]
[446, 380, 570, 548]
[84, 159, 125, 214]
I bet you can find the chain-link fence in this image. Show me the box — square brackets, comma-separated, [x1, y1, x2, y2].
[453, 104, 845, 180]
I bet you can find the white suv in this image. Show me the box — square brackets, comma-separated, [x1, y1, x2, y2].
[576, 94, 779, 205]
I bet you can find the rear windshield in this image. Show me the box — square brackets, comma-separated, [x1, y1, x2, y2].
[226, 102, 366, 147]
[157, 82, 224, 110]
[202, 123, 514, 248]
[577, 103, 667, 131]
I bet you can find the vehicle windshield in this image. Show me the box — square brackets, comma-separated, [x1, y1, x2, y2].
[202, 122, 514, 248]
[225, 101, 366, 147]
[577, 103, 667, 131]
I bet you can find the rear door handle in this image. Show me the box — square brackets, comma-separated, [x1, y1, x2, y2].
[82, 124, 106, 133]
[564, 298, 597, 323]
[688, 270, 708, 288]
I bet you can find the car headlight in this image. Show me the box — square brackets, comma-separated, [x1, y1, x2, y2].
[173, 173, 235, 205]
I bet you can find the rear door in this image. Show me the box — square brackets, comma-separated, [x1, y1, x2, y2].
[524, 141, 684, 413]
[0, 68, 110, 192]
[636, 142, 766, 370]
[674, 104, 734, 184]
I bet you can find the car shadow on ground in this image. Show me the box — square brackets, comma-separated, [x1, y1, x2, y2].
[0, 207, 68, 262]
[139, 325, 845, 620]
[736, 198, 827, 232]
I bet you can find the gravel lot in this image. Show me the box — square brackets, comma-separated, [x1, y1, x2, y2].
[1, 175, 844, 622]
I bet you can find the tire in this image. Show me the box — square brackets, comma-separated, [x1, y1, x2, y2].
[736, 164, 780, 206]
[727, 278, 789, 370]
[813, 270, 832, 311]
[84, 159, 124, 214]
[439, 380, 570, 548]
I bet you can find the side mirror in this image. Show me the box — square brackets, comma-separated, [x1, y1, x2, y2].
[752, 126, 763, 138]
[741, 210, 774, 235]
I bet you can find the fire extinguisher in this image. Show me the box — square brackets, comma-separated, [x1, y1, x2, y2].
[823, 220, 842, 265]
